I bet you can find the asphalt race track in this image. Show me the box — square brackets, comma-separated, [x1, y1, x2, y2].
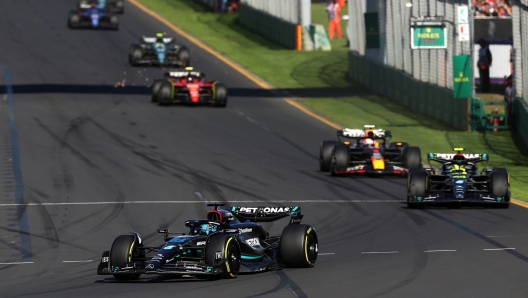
[1, 1, 528, 297]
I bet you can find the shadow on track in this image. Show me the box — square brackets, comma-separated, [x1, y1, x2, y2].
[0, 84, 364, 98]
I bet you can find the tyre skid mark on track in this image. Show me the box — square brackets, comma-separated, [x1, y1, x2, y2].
[234, 108, 317, 160]
[1, 66, 32, 262]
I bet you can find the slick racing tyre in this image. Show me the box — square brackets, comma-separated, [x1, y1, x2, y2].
[330, 144, 349, 176]
[214, 83, 228, 107]
[129, 45, 142, 65]
[404, 146, 422, 170]
[389, 142, 409, 152]
[68, 13, 79, 28]
[158, 81, 173, 106]
[490, 168, 510, 208]
[115, 0, 125, 13]
[109, 235, 141, 280]
[280, 224, 318, 268]
[177, 46, 190, 67]
[151, 80, 163, 103]
[319, 141, 339, 172]
[407, 170, 427, 209]
[205, 234, 241, 279]
[110, 15, 119, 30]
[77, 0, 88, 10]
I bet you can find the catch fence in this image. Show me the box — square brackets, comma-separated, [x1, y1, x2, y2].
[240, 0, 300, 24]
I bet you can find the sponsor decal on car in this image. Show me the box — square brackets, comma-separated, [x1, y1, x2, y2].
[245, 238, 260, 247]
[238, 228, 252, 234]
[164, 245, 177, 250]
[196, 241, 206, 246]
[239, 207, 291, 214]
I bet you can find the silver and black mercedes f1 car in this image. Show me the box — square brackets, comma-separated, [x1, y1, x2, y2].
[407, 148, 511, 208]
[320, 125, 422, 176]
[129, 35, 190, 67]
[97, 203, 318, 280]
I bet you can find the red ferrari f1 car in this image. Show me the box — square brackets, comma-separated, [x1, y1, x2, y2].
[151, 68, 227, 107]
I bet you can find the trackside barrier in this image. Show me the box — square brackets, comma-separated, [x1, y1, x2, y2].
[193, 0, 216, 11]
[513, 99, 528, 147]
[238, 3, 296, 49]
[348, 51, 467, 130]
[469, 99, 510, 131]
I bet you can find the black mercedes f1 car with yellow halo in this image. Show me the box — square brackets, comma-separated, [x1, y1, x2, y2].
[97, 203, 318, 280]
[407, 148, 511, 208]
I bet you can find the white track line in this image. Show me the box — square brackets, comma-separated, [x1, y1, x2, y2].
[62, 260, 93, 263]
[483, 248, 516, 251]
[318, 253, 336, 256]
[361, 251, 399, 254]
[0, 200, 403, 207]
[424, 250, 457, 253]
[0, 262, 33, 265]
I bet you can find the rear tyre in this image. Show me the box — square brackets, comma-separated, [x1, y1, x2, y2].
[404, 146, 422, 170]
[408, 170, 427, 209]
[110, 235, 141, 280]
[330, 144, 350, 176]
[319, 141, 339, 172]
[205, 235, 240, 279]
[279, 224, 318, 268]
[214, 83, 227, 107]
[389, 142, 409, 152]
[490, 168, 510, 208]
[110, 15, 119, 30]
[178, 46, 190, 67]
[115, 0, 125, 13]
[129, 46, 142, 66]
[77, 0, 88, 10]
[158, 82, 173, 106]
[151, 80, 163, 103]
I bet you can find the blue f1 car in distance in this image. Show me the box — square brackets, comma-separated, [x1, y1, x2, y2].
[68, 3, 119, 30]
[77, 0, 125, 14]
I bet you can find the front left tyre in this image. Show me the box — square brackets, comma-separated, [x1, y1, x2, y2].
[490, 168, 510, 208]
[205, 234, 241, 279]
[68, 13, 79, 28]
[109, 235, 141, 280]
[279, 224, 318, 268]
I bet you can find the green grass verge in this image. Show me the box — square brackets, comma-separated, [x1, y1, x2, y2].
[136, 0, 528, 201]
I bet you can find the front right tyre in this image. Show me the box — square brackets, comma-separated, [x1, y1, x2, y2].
[109, 235, 141, 280]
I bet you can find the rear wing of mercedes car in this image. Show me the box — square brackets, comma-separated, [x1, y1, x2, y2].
[230, 206, 303, 224]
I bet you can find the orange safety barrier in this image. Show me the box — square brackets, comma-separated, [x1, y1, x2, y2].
[296, 25, 302, 51]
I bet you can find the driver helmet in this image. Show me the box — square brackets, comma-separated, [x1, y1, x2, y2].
[155, 32, 164, 43]
[194, 223, 216, 236]
[363, 138, 375, 147]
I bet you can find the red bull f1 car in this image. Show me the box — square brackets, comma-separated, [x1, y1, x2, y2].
[319, 125, 422, 176]
[407, 148, 510, 208]
[97, 203, 318, 280]
[151, 68, 227, 107]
